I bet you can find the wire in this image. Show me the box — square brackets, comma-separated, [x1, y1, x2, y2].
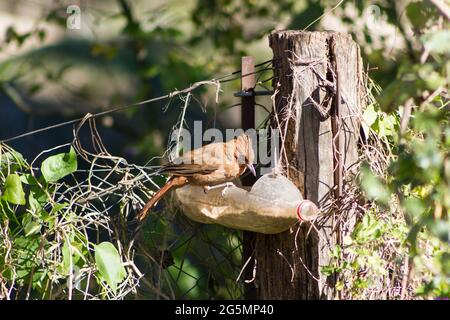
[0, 59, 276, 144]
[302, 0, 344, 31]
[218, 60, 275, 84]
[1, 95, 170, 144]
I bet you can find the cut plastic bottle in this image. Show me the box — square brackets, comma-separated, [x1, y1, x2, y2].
[175, 172, 319, 234]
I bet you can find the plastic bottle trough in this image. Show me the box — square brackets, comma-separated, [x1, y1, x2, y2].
[175, 172, 319, 234]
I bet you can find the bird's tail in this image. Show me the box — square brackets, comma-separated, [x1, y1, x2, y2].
[136, 176, 188, 222]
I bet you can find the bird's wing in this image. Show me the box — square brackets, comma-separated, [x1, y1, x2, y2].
[174, 141, 234, 165]
[160, 163, 219, 176]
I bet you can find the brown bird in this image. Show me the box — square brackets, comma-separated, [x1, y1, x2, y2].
[136, 133, 255, 222]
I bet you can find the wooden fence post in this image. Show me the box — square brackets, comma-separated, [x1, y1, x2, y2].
[249, 31, 364, 299]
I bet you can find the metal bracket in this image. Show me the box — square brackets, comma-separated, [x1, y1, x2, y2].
[233, 90, 274, 97]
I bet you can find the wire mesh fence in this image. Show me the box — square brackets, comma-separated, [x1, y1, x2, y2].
[0, 63, 275, 300]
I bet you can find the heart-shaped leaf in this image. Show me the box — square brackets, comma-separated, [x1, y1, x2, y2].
[41, 146, 77, 183]
[3, 174, 26, 205]
[94, 242, 126, 293]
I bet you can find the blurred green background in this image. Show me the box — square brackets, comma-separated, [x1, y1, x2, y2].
[0, 0, 448, 299]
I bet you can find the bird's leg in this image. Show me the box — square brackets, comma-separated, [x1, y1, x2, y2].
[203, 182, 234, 195]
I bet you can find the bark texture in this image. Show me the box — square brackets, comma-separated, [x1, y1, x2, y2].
[246, 31, 364, 299]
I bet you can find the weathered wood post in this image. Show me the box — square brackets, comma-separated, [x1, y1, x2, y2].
[248, 31, 364, 299]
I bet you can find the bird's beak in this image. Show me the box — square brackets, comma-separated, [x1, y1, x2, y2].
[246, 163, 256, 177]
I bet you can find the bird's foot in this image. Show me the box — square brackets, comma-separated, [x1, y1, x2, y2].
[203, 182, 234, 196]
[220, 182, 234, 197]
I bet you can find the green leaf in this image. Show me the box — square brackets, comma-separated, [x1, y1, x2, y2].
[41, 146, 77, 183]
[30, 186, 49, 204]
[10, 235, 41, 281]
[28, 191, 41, 214]
[416, 64, 446, 91]
[62, 240, 85, 275]
[353, 213, 384, 244]
[360, 166, 390, 205]
[363, 104, 378, 128]
[377, 113, 397, 137]
[406, 1, 436, 29]
[50, 202, 68, 214]
[321, 265, 335, 276]
[427, 220, 450, 243]
[94, 242, 126, 293]
[362, 104, 378, 138]
[3, 174, 26, 205]
[422, 30, 450, 54]
[0, 150, 26, 170]
[24, 220, 41, 236]
[0, 199, 20, 225]
[332, 244, 342, 258]
[20, 173, 38, 185]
